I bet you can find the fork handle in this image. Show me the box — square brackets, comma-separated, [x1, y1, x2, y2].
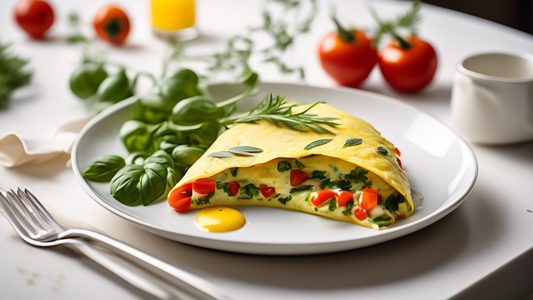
[65, 239, 185, 300]
[62, 229, 233, 300]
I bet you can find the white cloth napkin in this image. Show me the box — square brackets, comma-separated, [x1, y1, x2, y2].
[0, 116, 94, 168]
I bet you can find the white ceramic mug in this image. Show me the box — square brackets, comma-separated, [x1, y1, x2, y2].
[451, 52, 533, 144]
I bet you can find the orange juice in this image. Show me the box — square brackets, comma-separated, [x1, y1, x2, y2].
[151, 0, 195, 31]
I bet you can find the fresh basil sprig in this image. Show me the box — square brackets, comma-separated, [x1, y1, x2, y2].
[82, 155, 126, 182]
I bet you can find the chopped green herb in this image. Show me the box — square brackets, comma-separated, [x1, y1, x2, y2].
[326, 180, 352, 190]
[208, 151, 233, 158]
[328, 199, 337, 212]
[369, 214, 393, 227]
[228, 146, 263, 153]
[328, 164, 339, 173]
[278, 195, 292, 205]
[294, 159, 305, 170]
[216, 180, 224, 189]
[277, 161, 292, 172]
[342, 201, 354, 216]
[343, 138, 363, 148]
[362, 180, 373, 189]
[314, 207, 318, 212]
[193, 190, 214, 206]
[309, 170, 327, 180]
[231, 167, 238, 177]
[345, 167, 368, 183]
[238, 183, 259, 199]
[290, 185, 314, 193]
[304, 139, 333, 150]
[376, 147, 388, 155]
[385, 194, 399, 211]
[319, 178, 330, 190]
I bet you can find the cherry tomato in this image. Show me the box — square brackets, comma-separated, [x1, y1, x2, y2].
[353, 207, 367, 221]
[319, 28, 377, 87]
[15, 0, 54, 39]
[310, 190, 336, 207]
[259, 184, 276, 198]
[360, 188, 378, 211]
[290, 170, 308, 186]
[228, 182, 240, 197]
[336, 190, 353, 207]
[192, 178, 216, 195]
[378, 36, 438, 92]
[168, 183, 192, 213]
[93, 5, 130, 45]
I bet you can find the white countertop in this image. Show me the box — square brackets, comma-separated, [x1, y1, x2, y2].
[1, 0, 533, 299]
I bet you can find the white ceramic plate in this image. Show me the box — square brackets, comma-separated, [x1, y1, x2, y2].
[72, 83, 478, 255]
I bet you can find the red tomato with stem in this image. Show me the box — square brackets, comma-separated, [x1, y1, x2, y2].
[192, 178, 216, 195]
[15, 0, 54, 39]
[319, 17, 377, 87]
[168, 183, 192, 213]
[93, 5, 130, 45]
[378, 36, 437, 92]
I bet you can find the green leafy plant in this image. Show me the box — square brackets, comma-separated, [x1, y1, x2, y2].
[82, 155, 125, 182]
[370, 0, 421, 49]
[0, 42, 32, 108]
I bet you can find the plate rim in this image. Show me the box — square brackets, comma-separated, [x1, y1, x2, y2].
[71, 82, 478, 253]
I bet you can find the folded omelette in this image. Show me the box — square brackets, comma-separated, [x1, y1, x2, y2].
[168, 103, 413, 229]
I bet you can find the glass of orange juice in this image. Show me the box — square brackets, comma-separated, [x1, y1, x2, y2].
[150, 0, 198, 41]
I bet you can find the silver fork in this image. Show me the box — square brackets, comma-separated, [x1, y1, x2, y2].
[0, 188, 233, 300]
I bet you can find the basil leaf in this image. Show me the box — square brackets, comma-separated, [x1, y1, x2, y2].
[343, 138, 363, 148]
[231, 167, 238, 177]
[278, 195, 292, 205]
[309, 170, 327, 180]
[82, 155, 126, 182]
[227, 146, 263, 153]
[208, 151, 233, 158]
[277, 161, 292, 172]
[304, 139, 333, 150]
[294, 159, 305, 170]
[110, 165, 144, 206]
[345, 167, 369, 183]
[139, 162, 168, 206]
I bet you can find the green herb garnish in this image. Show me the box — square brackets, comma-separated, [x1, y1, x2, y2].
[376, 147, 388, 155]
[0, 42, 32, 108]
[309, 170, 327, 180]
[193, 190, 215, 206]
[304, 139, 333, 150]
[326, 180, 352, 190]
[342, 201, 354, 216]
[343, 138, 363, 148]
[238, 184, 260, 199]
[208, 151, 233, 158]
[385, 194, 399, 211]
[290, 185, 314, 194]
[345, 167, 369, 183]
[83, 155, 126, 182]
[369, 214, 394, 228]
[294, 159, 305, 170]
[231, 167, 239, 177]
[228, 146, 263, 156]
[328, 199, 337, 212]
[277, 161, 292, 172]
[278, 195, 292, 205]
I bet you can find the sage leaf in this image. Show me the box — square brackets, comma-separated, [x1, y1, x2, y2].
[343, 138, 363, 148]
[228, 146, 263, 153]
[208, 151, 233, 158]
[304, 139, 333, 150]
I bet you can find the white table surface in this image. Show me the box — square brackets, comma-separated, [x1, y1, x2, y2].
[1, 0, 533, 299]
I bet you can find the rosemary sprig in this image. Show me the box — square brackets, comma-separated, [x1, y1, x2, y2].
[0, 42, 32, 108]
[221, 94, 339, 134]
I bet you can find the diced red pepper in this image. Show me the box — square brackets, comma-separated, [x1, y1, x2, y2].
[290, 170, 308, 186]
[310, 190, 336, 207]
[228, 182, 240, 196]
[353, 207, 367, 220]
[336, 190, 354, 207]
[168, 183, 192, 213]
[360, 188, 378, 211]
[259, 184, 276, 198]
[397, 158, 403, 170]
[395, 147, 401, 156]
[192, 178, 216, 195]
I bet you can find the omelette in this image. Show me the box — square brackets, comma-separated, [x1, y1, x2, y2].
[168, 104, 413, 230]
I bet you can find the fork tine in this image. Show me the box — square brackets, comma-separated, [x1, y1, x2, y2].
[17, 188, 54, 229]
[5, 190, 41, 237]
[24, 189, 63, 229]
[0, 192, 34, 239]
